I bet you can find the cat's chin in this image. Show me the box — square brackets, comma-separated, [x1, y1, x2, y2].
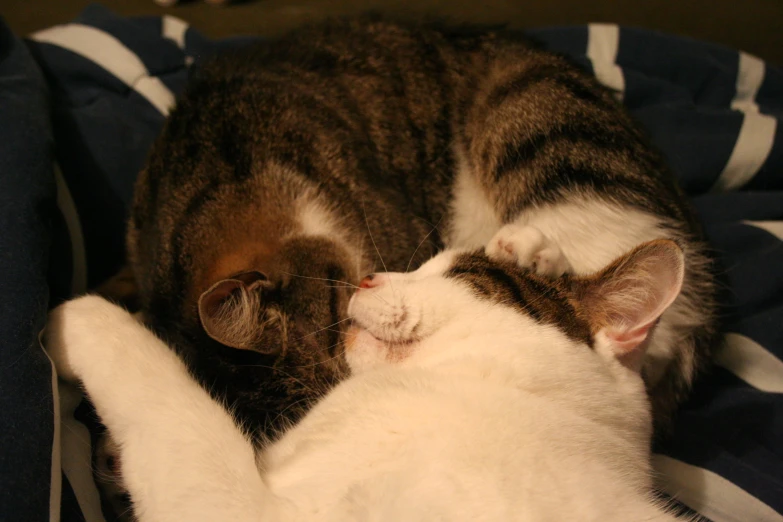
[344, 325, 418, 373]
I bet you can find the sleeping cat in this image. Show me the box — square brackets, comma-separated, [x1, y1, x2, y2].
[123, 17, 717, 447]
[47, 233, 689, 521]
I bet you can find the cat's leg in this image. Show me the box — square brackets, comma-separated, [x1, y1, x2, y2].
[485, 223, 571, 277]
[93, 266, 142, 517]
[45, 296, 281, 522]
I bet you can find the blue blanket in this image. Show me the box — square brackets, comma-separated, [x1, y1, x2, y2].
[2, 5, 781, 521]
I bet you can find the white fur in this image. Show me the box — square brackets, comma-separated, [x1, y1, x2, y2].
[45, 248, 684, 522]
[509, 199, 700, 386]
[486, 224, 572, 277]
[294, 188, 371, 282]
[447, 152, 503, 250]
[509, 197, 669, 275]
[446, 157, 667, 269]
[296, 192, 343, 240]
[448, 152, 699, 388]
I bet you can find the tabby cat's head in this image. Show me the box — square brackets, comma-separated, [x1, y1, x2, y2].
[186, 228, 368, 434]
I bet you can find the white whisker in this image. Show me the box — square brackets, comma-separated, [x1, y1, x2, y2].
[280, 271, 360, 289]
[294, 317, 353, 342]
[362, 202, 395, 297]
[406, 215, 444, 273]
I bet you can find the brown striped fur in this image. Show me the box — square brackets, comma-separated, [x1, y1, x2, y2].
[446, 252, 595, 348]
[124, 16, 717, 442]
[446, 240, 687, 354]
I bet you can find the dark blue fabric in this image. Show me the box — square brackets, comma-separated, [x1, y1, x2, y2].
[0, 16, 57, 522]
[27, 41, 169, 287]
[664, 204, 783, 514]
[2, 5, 781, 520]
[746, 130, 783, 191]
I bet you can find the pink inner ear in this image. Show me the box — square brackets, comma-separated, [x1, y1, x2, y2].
[605, 326, 655, 372]
[607, 327, 649, 353]
[606, 317, 659, 351]
[593, 240, 685, 370]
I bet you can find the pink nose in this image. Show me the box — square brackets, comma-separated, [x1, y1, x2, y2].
[359, 274, 380, 289]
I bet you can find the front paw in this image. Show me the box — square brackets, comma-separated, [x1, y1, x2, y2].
[43, 295, 130, 383]
[486, 224, 571, 277]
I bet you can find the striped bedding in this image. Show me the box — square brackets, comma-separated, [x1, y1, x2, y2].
[0, 4, 780, 521]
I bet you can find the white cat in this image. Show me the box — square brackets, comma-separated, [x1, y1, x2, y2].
[45, 226, 688, 521]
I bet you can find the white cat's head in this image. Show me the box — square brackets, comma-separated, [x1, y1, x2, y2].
[346, 239, 684, 394]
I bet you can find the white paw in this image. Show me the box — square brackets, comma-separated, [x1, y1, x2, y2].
[486, 224, 571, 277]
[43, 295, 130, 383]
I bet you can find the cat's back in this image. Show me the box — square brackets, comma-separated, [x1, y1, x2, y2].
[137, 17, 483, 195]
[262, 366, 678, 522]
[129, 17, 480, 317]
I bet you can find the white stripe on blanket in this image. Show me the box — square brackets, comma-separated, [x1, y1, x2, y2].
[30, 24, 174, 115]
[59, 381, 107, 522]
[653, 455, 783, 522]
[712, 52, 777, 192]
[54, 163, 87, 295]
[587, 23, 624, 101]
[745, 220, 783, 241]
[162, 15, 188, 50]
[716, 333, 783, 393]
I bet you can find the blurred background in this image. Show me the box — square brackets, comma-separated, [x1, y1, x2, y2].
[4, 0, 782, 65]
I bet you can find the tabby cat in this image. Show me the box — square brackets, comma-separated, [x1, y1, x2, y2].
[48, 235, 690, 521]
[123, 17, 716, 447]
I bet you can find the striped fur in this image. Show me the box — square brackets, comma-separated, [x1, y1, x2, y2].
[446, 252, 594, 348]
[124, 16, 717, 445]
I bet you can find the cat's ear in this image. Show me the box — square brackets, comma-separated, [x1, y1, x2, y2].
[198, 271, 269, 351]
[577, 240, 684, 371]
